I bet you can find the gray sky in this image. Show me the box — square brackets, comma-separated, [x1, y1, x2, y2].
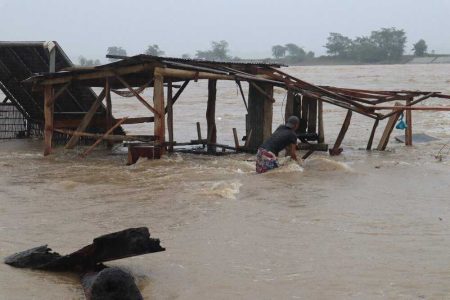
[1, 0, 449, 62]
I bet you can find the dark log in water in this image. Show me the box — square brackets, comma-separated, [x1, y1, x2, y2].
[4, 227, 164, 299]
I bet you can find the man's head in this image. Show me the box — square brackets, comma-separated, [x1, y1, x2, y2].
[286, 116, 300, 131]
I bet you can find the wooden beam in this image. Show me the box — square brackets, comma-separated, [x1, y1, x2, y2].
[405, 99, 412, 146]
[43, 85, 54, 156]
[329, 110, 352, 156]
[81, 118, 128, 157]
[115, 74, 160, 116]
[196, 122, 202, 141]
[366, 119, 379, 150]
[105, 78, 113, 148]
[65, 89, 106, 149]
[377, 103, 403, 151]
[153, 73, 165, 152]
[285, 89, 295, 122]
[167, 80, 174, 153]
[206, 79, 217, 153]
[155, 67, 234, 81]
[34, 63, 156, 85]
[55, 128, 156, 142]
[52, 82, 71, 102]
[248, 81, 276, 103]
[236, 80, 248, 111]
[233, 128, 240, 151]
[318, 99, 325, 143]
[375, 105, 450, 111]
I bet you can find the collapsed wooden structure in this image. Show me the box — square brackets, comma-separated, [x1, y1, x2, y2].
[25, 54, 450, 161]
[0, 41, 124, 141]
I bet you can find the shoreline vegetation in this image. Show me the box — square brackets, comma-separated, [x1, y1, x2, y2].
[78, 27, 450, 67]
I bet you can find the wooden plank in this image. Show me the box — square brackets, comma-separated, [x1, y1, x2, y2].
[377, 103, 403, 151]
[318, 99, 325, 143]
[196, 122, 202, 141]
[167, 80, 174, 152]
[236, 80, 248, 111]
[285, 89, 294, 122]
[307, 97, 317, 134]
[233, 128, 240, 151]
[366, 119, 379, 150]
[206, 79, 217, 153]
[81, 118, 128, 157]
[105, 78, 113, 148]
[65, 89, 106, 149]
[329, 110, 352, 156]
[246, 83, 273, 151]
[54, 128, 156, 142]
[153, 73, 165, 153]
[43, 85, 54, 156]
[300, 94, 309, 133]
[405, 99, 412, 146]
[115, 74, 160, 116]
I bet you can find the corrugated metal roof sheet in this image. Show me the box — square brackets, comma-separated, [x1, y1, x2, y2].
[0, 41, 107, 120]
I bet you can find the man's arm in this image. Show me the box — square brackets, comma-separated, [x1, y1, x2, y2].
[290, 144, 298, 161]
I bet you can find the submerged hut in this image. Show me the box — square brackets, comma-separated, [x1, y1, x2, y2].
[2, 41, 450, 163]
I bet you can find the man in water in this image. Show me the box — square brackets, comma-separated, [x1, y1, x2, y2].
[256, 116, 299, 173]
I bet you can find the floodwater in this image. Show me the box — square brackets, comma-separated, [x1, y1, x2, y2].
[1, 64, 450, 299]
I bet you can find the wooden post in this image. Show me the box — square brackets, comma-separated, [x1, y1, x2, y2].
[232, 128, 239, 151]
[153, 74, 165, 154]
[405, 98, 413, 146]
[105, 78, 113, 148]
[196, 122, 202, 141]
[206, 79, 217, 153]
[318, 99, 325, 143]
[167, 80, 174, 152]
[246, 82, 273, 152]
[366, 119, 379, 150]
[307, 98, 317, 134]
[285, 89, 294, 122]
[43, 85, 54, 156]
[377, 103, 403, 151]
[329, 110, 352, 156]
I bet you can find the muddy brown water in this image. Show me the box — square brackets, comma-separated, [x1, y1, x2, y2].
[1, 64, 450, 299]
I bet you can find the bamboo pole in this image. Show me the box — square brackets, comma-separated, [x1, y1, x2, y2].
[196, 122, 202, 142]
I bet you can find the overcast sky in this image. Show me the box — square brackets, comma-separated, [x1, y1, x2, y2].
[1, 0, 449, 62]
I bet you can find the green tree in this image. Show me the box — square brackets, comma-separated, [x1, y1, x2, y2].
[195, 40, 230, 60]
[284, 43, 306, 63]
[145, 44, 165, 56]
[325, 33, 353, 57]
[370, 27, 407, 61]
[413, 39, 428, 57]
[107, 46, 127, 62]
[271, 45, 286, 59]
[351, 36, 384, 63]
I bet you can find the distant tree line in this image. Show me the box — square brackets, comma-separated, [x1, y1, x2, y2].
[322, 27, 429, 63]
[82, 30, 431, 67]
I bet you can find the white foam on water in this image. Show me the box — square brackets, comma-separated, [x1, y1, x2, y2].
[304, 157, 353, 172]
[206, 180, 242, 200]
